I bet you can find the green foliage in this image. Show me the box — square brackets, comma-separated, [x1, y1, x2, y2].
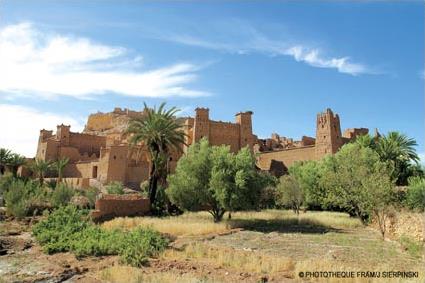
[33, 206, 90, 253]
[355, 132, 419, 186]
[399, 235, 424, 258]
[119, 228, 168, 267]
[289, 161, 324, 210]
[126, 102, 186, 208]
[51, 183, 75, 207]
[106, 181, 125, 195]
[320, 143, 394, 223]
[3, 179, 47, 218]
[277, 175, 304, 214]
[0, 148, 12, 175]
[167, 138, 274, 222]
[405, 177, 425, 211]
[52, 157, 69, 182]
[32, 206, 169, 266]
[81, 187, 99, 208]
[0, 172, 15, 197]
[30, 159, 52, 185]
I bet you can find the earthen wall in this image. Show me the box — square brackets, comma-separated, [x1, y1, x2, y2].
[257, 145, 316, 171]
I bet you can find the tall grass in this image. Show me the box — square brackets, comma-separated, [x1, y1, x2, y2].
[102, 212, 230, 236]
[100, 266, 204, 283]
[163, 242, 295, 275]
[102, 210, 362, 237]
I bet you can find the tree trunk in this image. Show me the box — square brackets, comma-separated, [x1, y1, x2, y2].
[148, 162, 158, 206]
[211, 208, 225, 222]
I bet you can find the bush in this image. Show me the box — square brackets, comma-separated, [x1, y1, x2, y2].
[33, 206, 90, 254]
[405, 177, 425, 211]
[32, 206, 169, 266]
[3, 179, 51, 218]
[106, 181, 125, 195]
[51, 183, 75, 207]
[3, 179, 29, 218]
[119, 228, 168, 267]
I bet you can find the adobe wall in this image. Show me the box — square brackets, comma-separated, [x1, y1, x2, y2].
[126, 164, 150, 184]
[69, 132, 106, 156]
[91, 194, 151, 220]
[63, 161, 98, 179]
[257, 145, 316, 171]
[209, 121, 241, 152]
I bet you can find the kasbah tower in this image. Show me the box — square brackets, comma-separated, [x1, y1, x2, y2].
[33, 106, 370, 188]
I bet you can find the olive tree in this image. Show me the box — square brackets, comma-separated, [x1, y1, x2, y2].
[167, 138, 272, 222]
[276, 175, 304, 215]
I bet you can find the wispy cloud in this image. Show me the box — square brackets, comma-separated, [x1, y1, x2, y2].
[0, 104, 84, 157]
[163, 25, 375, 76]
[0, 22, 209, 99]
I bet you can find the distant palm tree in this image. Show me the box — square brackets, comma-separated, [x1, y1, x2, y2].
[354, 134, 376, 149]
[53, 157, 69, 183]
[0, 148, 12, 175]
[126, 102, 186, 206]
[376, 131, 419, 185]
[30, 159, 52, 185]
[7, 153, 26, 177]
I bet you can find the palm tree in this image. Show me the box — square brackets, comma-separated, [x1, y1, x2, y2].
[7, 153, 26, 177]
[354, 134, 376, 149]
[30, 159, 52, 185]
[53, 157, 69, 183]
[126, 103, 186, 206]
[0, 148, 12, 175]
[375, 131, 419, 185]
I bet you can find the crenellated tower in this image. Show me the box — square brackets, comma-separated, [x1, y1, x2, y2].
[315, 108, 343, 159]
[193, 107, 210, 142]
[235, 111, 254, 149]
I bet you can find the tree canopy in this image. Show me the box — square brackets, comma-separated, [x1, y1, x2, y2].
[167, 138, 273, 222]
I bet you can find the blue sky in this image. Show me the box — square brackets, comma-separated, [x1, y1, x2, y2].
[0, 0, 424, 159]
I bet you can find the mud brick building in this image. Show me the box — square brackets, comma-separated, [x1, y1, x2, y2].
[34, 107, 369, 187]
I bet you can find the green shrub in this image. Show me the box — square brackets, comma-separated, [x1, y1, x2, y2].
[4, 179, 30, 218]
[405, 177, 425, 211]
[32, 206, 169, 266]
[0, 172, 15, 196]
[106, 181, 125, 195]
[32, 206, 90, 254]
[119, 228, 168, 267]
[51, 183, 75, 208]
[83, 187, 99, 208]
[3, 179, 51, 218]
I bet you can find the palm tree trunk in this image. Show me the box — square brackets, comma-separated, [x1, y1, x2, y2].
[148, 162, 158, 205]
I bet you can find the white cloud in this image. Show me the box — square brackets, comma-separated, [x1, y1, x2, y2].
[0, 22, 209, 99]
[0, 104, 84, 157]
[166, 31, 373, 76]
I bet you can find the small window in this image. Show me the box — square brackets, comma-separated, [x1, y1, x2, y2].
[113, 155, 117, 160]
[245, 138, 248, 142]
[323, 135, 326, 139]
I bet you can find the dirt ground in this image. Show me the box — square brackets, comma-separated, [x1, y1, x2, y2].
[0, 216, 423, 283]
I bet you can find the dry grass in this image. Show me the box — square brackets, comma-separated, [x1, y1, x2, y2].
[100, 266, 203, 283]
[163, 242, 295, 275]
[102, 210, 362, 237]
[102, 212, 230, 236]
